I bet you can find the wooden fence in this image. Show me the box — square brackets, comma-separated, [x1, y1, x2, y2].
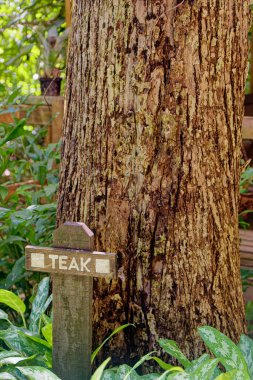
[0, 96, 64, 145]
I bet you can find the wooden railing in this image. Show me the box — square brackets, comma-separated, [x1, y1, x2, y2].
[240, 229, 253, 270]
[0, 96, 64, 145]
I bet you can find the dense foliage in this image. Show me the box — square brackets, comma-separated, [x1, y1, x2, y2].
[0, 87, 59, 298]
[0, 0, 65, 94]
[91, 326, 253, 380]
[1, 285, 253, 380]
[0, 277, 56, 379]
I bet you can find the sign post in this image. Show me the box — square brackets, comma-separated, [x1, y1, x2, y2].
[25, 222, 117, 380]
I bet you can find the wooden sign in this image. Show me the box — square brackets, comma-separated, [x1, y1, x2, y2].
[26, 246, 116, 277]
[25, 222, 117, 380]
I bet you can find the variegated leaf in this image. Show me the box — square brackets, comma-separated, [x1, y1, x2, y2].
[198, 327, 248, 373]
[158, 339, 190, 368]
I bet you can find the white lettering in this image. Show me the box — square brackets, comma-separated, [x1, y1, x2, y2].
[49, 255, 59, 269]
[68, 257, 80, 271]
[80, 257, 91, 272]
[59, 256, 68, 270]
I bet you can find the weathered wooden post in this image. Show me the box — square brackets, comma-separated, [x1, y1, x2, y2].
[25, 222, 117, 380]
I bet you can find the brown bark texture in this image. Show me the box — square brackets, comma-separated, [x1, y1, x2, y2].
[57, 0, 250, 364]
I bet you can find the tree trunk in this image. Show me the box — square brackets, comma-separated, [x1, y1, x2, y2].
[57, 0, 249, 364]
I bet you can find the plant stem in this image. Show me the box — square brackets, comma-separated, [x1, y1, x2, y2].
[21, 313, 27, 329]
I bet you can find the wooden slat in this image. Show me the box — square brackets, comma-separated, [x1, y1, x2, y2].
[240, 252, 253, 260]
[26, 96, 64, 106]
[26, 106, 52, 126]
[243, 117, 253, 140]
[0, 105, 51, 126]
[240, 247, 253, 255]
[0, 96, 64, 144]
[239, 229, 253, 241]
[240, 229, 253, 269]
[241, 262, 253, 270]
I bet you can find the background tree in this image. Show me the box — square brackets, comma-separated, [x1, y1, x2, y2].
[57, 0, 250, 363]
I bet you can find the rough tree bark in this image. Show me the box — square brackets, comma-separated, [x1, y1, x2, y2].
[57, 0, 249, 364]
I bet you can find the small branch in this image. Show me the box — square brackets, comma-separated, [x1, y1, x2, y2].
[168, 0, 186, 12]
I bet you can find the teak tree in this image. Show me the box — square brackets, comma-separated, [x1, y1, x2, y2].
[57, 0, 250, 363]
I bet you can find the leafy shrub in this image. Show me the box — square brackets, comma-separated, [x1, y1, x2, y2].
[0, 87, 59, 294]
[96, 326, 253, 380]
[0, 277, 59, 379]
[240, 164, 253, 195]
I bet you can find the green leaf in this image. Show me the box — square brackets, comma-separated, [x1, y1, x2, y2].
[24, 334, 52, 350]
[37, 165, 47, 185]
[91, 324, 134, 363]
[150, 356, 174, 371]
[0, 373, 16, 380]
[17, 353, 48, 367]
[101, 370, 116, 380]
[7, 88, 21, 104]
[198, 326, 248, 373]
[0, 351, 22, 360]
[0, 309, 11, 322]
[190, 358, 219, 380]
[185, 354, 210, 373]
[41, 323, 52, 346]
[17, 366, 61, 380]
[0, 355, 27, 365]
[215, 370, 251, 379]
[40, 314, 51, 326]
[149, 367, 184, 380]
[123, 352, 156, 380]
[10, 209, 33, 226]
[0, 186, 8, 200]
[6, 45, 33, 66]
[29, 277, 50, 333]
[0, 326, 52, 365]
[3, 257, 27, 290]
[0, 119, 26, 147]
[0, 289, 26, 315]
[165, 372, 190, 380]
[158, 339, 191, 368]
[245, 301, 253, 322]
[115, 365, 140, 380]
[4, 367, 27, 380]
[91, 357, 111, 380]
[237, 334, 253, 377]
[213, 367, 222, 379]
[154, 371, 173, 380]
[43, 184, 58, 197]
